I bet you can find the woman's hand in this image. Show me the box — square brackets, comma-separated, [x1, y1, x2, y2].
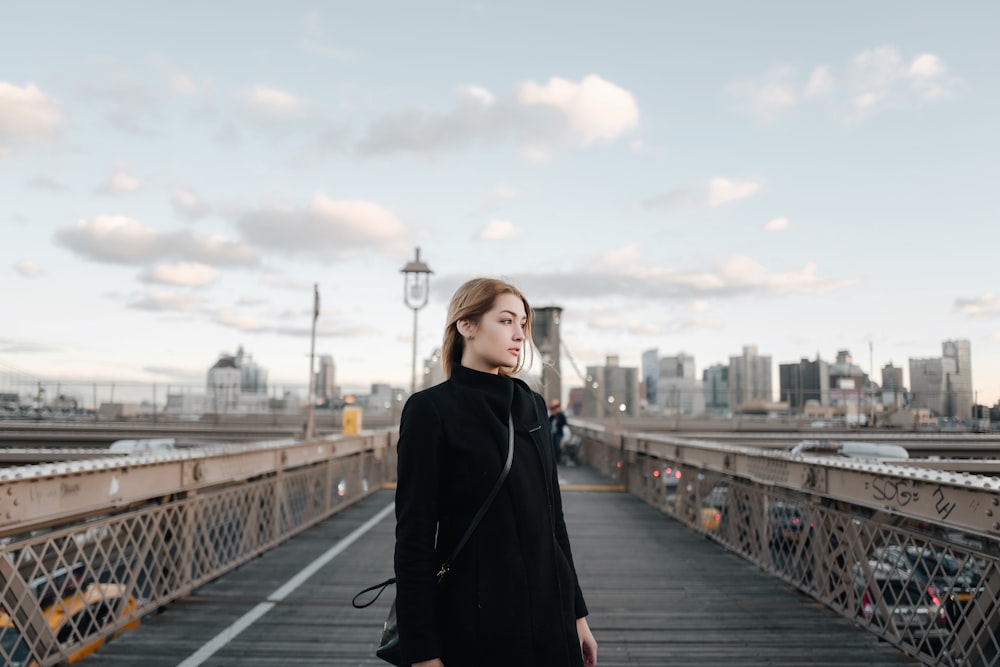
[577, 616, 598, 667]
[413, 660, 444, 667]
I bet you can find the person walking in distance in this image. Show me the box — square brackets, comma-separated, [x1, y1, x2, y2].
[549, 399, 568, 465]
[393, 277, 598, 667]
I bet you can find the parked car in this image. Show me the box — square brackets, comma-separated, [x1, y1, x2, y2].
[0, 566, 141, 666]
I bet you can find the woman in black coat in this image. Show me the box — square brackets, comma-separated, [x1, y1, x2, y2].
[394, 277, 598, 667]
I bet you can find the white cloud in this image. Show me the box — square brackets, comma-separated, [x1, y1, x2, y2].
[0, 81, 63, 148]
[127, 290, 203, 312]
[729, 46, 953, 122]
[690, 300, 710, 313]
[237, 195, 408, 257]
[234, 85, 315, 131]
[98, 171, 140, 194]
[707, 178, 761, 207]
[141, 262, 219, 286]
[26, 176, 68, 191]
[213, 309, 262, 331]
[359, 74, 639, 157]
[154, 57, 198, 96]
[300, 11, 358, 61]
[260, 270, 314, 291]
[646, 177, 761, 210]
[171, 188, 213, 220]
[516, 75, 639, 146]
[476, 219, 521, 241]
[468, 246, 860, 302]
[56, 215, 260, 266]
[764, 217, 790, 232]
[14, 260, 44, 277]
[956, 293, 1000, 318]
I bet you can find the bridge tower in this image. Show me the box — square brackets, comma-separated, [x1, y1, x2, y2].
[532, 306, 562, 407]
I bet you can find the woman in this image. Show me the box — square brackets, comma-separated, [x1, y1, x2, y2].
[394, 277, 598, 667]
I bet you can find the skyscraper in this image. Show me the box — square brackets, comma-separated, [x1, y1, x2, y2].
[728, 345, 772, 408]
[909, 340, 973, 418]
[778, 357, 830, 411]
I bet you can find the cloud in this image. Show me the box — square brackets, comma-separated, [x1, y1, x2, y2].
[300, 11, 358, 61]
[437, 246, 857, 303]
[237, 194, 408, 257]
[476, 219, 521, 241]
[260, 270, 314, 291]
[956, 293, 1000, 318]
[0, 81, 63, 150]
[764, 217, 790, 232]
[127, 290, 204, 312]
[97, 171, 140, 194]
[707, 178, 760, 207]
[140, 262, 219, 286]
[213, 309, 262, 331]
[26, 176, 68, 191]
[728, 46, 953, 122]
[0, 337, 54, 354]
[170, 188, 213, 220]
[645, 177, 762, 210]
[235, 85, 314, 130]
[153, 57, 199, 96]
[358, 74, 639, 157]
[55, 216, 260, 266]
[78, 61, 162, 135]
[14, 260, 44, 277]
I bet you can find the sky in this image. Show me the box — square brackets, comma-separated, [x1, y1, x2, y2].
[2, 1, 999, 404]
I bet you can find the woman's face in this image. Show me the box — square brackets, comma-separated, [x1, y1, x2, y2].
[460, 293, 527, 374]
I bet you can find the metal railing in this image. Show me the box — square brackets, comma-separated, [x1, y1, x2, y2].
[575, 424, 1000, 666]
[0, 433, 393, 667]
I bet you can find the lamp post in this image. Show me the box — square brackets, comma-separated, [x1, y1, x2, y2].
[401, 247, 433, 395]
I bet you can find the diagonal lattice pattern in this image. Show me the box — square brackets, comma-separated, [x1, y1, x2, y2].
[1, 450, 385, 667]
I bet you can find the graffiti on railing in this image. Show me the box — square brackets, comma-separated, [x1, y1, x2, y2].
[866, 476, 956, 521]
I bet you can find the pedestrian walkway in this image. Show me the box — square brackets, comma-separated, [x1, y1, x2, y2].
[82, 464, 914, 666]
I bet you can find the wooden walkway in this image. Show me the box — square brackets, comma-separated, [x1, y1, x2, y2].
[82, 465, 915, 667]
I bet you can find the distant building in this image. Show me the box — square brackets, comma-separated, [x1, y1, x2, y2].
[532, 306, 563, 407]
[728, 345, 772, 409]
[205, 347, 269, 414]
[828, 349, 879, 418]
[909, 340, 973, 419]
[641, 349, 659, 405]
[656, 352, 704, 415]
[581, 355, 639, 418]
[779, 357, 830, 412]
[703, 364, 729, 411]
[316, 355, 336, 406]
[881, 362, 905, 408]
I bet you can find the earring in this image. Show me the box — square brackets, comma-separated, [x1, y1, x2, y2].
[468, 335, 474, 340]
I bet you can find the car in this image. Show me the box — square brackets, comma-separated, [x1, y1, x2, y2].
[769, 502, 813, 546]
[0, 566, 141, 666]
[866, 545, 980, 624]
[854, 562, 950, 646]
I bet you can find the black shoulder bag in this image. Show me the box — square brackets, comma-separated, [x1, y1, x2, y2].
[352, 415, 515, 666]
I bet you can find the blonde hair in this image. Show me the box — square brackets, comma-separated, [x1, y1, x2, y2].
[442, 277, 533, 378]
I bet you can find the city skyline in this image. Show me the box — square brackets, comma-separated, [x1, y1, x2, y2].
[4, 3, 1000, 405]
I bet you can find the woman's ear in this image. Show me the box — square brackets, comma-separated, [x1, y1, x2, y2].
[456, 319, 476, 339]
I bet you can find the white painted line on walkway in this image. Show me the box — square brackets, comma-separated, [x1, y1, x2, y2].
[176, 501, 396, 667]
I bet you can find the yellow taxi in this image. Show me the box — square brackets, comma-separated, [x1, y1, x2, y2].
[0, 581, 140, 666]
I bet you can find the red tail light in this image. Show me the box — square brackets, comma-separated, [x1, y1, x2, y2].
[653, 469, 661, 478]
[927, 585, 942, 607]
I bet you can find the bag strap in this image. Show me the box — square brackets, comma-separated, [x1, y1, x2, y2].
[436, 414, 514, 583]
[351, 414, 515, 608]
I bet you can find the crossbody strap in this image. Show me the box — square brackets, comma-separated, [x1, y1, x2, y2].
[352, 414, 515, 608]
[436, 414, 514, 582]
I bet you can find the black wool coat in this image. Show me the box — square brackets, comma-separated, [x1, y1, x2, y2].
[393, 364, 588, 667]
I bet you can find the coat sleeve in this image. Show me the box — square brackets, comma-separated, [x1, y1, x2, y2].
[539, 395, 590, 619]
[394, 391, 445, 664]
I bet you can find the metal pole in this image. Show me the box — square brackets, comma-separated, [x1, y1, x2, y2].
[411, 307, 418, 395]
[306, 283, 318, 439]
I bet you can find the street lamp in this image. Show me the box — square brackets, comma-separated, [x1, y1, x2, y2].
[401, 247, 433, 395]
